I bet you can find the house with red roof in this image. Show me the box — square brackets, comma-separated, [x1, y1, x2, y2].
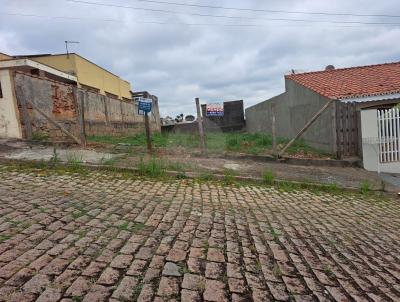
[246, 62, 400, 159]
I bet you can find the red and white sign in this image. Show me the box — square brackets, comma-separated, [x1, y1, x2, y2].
[206, 103, 224, 117]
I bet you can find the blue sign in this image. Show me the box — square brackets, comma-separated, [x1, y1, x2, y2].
[138, 98, 152, 115]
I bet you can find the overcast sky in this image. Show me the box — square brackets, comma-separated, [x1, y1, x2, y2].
[1, 0, 400, 116]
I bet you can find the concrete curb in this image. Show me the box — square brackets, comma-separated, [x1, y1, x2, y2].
[0, 157, 387, 194]
[199, 153, 359, 168]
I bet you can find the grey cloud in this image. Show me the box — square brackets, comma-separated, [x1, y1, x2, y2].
[1, 0, 400, 115]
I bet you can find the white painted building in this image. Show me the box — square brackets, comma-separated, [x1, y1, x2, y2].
[0, 58, 77, 138]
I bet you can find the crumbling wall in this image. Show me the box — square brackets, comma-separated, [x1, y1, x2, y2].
[14, 72, 80, 141]
[14, 72, 160, 142]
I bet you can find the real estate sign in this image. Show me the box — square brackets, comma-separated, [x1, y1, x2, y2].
[137, 98, 152, 115]
[206, 103, 224, 117]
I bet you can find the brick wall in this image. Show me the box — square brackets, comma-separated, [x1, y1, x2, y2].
[14, 72, 160, 142]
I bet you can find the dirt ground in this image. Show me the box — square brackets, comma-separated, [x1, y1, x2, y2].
[0, 139, 398, 192]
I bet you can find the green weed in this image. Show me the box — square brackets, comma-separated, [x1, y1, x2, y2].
[0, 235, 11, 242]
[50, 146, 60, 166]
[100, 157, 117, 167]
[132, 223, 145, 233]
[262, 169, 275, 185]
[137, 157, 166, 178]
[272, 263, 282, 278]
[31, 132, 49, 142]
[118, 222, 130, 231]
[197, 172, 215, 182]
[360, 181, 370, 194]
[223, 169, 237, 185]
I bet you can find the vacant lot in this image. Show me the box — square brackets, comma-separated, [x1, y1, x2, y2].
[88, 132, 331, 158]
[0, 166, 399, 301]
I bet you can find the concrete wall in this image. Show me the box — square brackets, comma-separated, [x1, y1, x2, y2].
[246, 79, 336, 152]
[164, 100, 245, 134]
[13, 72, 160, 141]
[32, 54, 132, 100]
[361, 109, 400, 173]
[201, 100, 245, 132]
[0, 70, 22, 138]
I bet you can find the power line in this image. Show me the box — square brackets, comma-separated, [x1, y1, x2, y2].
[125, 0, 400, 19]
[2, 11, 399, 28]
[63, 0, 400, 26]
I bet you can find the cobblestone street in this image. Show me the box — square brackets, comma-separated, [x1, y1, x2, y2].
[0, 167, 399, 302]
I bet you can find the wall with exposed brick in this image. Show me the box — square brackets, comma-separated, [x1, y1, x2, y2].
[13, 72, 160, 142]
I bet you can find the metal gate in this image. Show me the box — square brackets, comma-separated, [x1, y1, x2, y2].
[336, 102, 360, 159]
[378, 108, 400, 163]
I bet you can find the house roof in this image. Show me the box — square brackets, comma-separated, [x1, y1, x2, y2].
[0, 58, 77, 82]
[285, 62, 400, 100]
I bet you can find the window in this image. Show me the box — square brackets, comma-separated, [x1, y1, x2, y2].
[0, 80, 3, 98]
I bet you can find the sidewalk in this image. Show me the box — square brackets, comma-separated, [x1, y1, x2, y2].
[0, 138, 399, 192]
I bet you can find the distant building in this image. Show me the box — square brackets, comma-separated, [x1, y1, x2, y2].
[0, 53, 132, 101]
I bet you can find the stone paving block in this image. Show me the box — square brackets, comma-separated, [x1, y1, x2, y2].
[182, 273, 204, 291]
[181, 289, 201, 302]
[110, 254, 133, 269]
[137, 283, 155, 302]
[0, 168, 399, 302]
[82, 284, 111, 302]
[111, 276, 138, 300]
[36, 287, 63, 302]
[205, 262, 223, 279]
[97, 267, 120, 286]
[166, 248, 187, 262]
[207, 248, 225, 263]
[162, 262, 182, 277]
[157, 276, 180, 297]
[65, 276, 91, 297]
[228, 278, 246, 294]
[22, 274, 50, 294]
[203, 279, 227, 302]
[127, 259, 148, 276]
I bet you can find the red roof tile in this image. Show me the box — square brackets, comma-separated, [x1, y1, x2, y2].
[285, 62, 400, 100]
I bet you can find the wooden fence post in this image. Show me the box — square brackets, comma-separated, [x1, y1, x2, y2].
[195, 98, 207, 155]
[75, 88, 86, 146]
[29, 101, 82, 145]
[145, 112, 152, 153]
[271, 103, 277, 156]
[15, 84, 33, 140]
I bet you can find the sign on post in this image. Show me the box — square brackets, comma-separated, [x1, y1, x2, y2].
[137, 98, 153, 115]
[135, 97, 153, 153]
[206, 103, 224, 117]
